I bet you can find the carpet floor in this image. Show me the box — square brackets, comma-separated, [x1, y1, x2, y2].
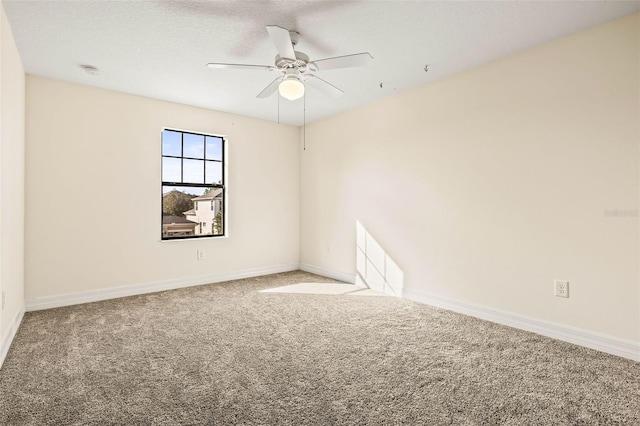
[0, 271, 638, 425]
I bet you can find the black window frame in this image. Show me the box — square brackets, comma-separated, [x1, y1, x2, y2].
[161, 128, 226, 241]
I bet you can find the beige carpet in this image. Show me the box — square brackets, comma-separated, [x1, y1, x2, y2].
[0, 271, 638, 425]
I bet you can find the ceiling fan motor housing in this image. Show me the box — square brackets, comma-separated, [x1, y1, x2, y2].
[275, 51, 311, 72]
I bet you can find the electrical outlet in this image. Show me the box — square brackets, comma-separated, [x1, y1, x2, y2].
[554, 280, 569, 298]
[196, 249, 205, 261]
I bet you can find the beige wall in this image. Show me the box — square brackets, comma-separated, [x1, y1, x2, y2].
[25, 77, 300, 299]
[0, 5, 25, 338]
[300, 14, 640, 342]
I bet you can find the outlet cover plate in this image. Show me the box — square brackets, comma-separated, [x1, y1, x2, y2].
[554, 280, 569, 298]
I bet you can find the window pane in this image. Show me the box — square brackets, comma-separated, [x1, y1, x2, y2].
[162, 186, 198, 239]
[205, 161, 222, 185]
[183, 159, 205, 183]
[183, 133, 205, 159]
[162, 157, 181, 182]
[206, 136, 223, 160]
[161, 187, 223, 238]
[162, 130, 181, 156]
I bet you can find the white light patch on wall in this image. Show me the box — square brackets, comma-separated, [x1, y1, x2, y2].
[355, 220, 404, 296]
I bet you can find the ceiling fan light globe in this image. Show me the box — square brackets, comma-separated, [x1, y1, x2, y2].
[279, 79, 305, 100]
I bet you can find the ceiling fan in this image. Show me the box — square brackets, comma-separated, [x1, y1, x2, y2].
[206, 25, 373, 101]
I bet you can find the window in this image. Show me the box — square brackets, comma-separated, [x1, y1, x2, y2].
[161, 129, 225, 240]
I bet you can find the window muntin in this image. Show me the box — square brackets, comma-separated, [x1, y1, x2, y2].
[161, 129, 225, 240]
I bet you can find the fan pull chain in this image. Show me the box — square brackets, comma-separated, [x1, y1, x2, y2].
[277, 93, 280, 124]
[303, 95, 306, 151]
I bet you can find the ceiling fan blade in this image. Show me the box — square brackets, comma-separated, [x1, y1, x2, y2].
[207, 63, 276, 71]
[304, 75, 344, 98]
[256, 77, 283, 98]
[310, 53, 373, 71]
[266, 25, 296, 60]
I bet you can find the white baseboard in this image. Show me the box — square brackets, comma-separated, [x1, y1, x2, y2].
[25, 263, 299, 312]
[403, 289, 640, 362]
[299, 263, 356, 284]
[0, 304, 25, 369]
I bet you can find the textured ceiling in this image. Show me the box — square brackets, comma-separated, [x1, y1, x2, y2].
[3, 1, 639, 126]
